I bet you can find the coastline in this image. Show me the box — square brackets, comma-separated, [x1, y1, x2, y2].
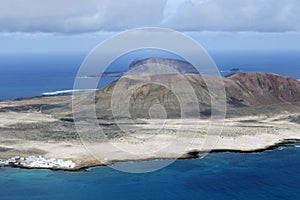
[1, 72, 300, 171]
[0, 138, 299, 172]
[1, 111, 300, 171]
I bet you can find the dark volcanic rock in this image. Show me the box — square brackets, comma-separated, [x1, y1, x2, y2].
[224, 72, 300, 116]
[226, 72, 300, 106]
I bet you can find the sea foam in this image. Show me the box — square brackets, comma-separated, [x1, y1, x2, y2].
[42, 89, 97, 96]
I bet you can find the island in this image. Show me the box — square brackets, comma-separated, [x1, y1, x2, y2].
[0, 58, 299, 171]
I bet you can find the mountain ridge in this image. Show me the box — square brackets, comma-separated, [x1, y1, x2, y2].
[95, 70, 300, 118]
[1, 58, 300, 119]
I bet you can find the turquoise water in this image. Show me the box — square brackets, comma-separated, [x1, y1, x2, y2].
[1, 145, 300, 200]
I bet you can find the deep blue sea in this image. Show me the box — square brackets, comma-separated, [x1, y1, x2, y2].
[0, 50, 300, 199]
[0, 144, 300, 200]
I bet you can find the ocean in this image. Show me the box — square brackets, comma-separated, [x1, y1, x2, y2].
[0, 144, 300, 200]
[0, 50, 300, 199]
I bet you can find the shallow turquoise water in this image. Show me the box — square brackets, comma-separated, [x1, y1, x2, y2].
[1, 145, 300, 200]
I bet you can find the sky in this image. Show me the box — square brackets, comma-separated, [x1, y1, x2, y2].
[0, 0, 300, 53]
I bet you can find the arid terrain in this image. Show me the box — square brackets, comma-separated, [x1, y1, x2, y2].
[1, 58, 300, 170]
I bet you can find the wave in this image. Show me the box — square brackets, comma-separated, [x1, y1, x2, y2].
[220, 70, 231, 73]
[42, 89, 97, 96]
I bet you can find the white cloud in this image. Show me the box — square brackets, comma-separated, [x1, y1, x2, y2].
[0, 0, 167, 33]
[0, 0, 299, 33]
[163, 0, 300, 32]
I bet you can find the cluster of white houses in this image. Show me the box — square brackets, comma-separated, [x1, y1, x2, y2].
[0, 155, 76, 169]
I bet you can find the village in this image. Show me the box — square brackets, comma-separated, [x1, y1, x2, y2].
[0, 155, 76, 170]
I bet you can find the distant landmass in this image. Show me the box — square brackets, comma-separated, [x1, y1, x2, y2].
[86, 57, 241, 78]
[86, 57, 200, 78]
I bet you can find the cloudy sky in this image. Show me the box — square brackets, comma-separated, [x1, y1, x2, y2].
[1, 0, 300, 53]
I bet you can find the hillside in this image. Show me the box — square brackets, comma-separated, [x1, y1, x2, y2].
[94, 71, 300, 119]
[1, 58, 300, 119]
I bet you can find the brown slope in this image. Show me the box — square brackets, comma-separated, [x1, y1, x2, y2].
[226, 72, 300, 105]
[224, 72, 300, 116]
[2, 72, 299, 119]
[95, 72, 300, 118]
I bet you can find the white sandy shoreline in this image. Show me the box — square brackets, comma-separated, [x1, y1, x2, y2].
[1, 138, 299, 171]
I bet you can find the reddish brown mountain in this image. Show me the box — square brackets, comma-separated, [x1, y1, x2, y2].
[95, 72, 300, 118]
